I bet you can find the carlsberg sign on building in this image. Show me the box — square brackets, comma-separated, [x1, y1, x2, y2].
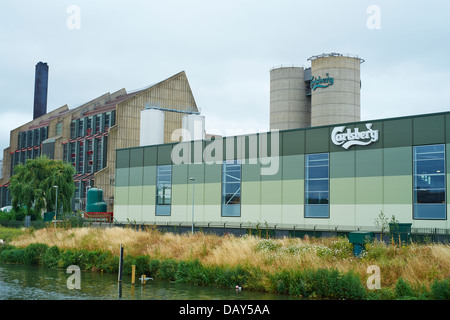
[331, 123, 379, 149]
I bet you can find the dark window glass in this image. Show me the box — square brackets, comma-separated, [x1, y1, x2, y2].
[413, 144, 446, 220]
[221, 159, 241, 216]
[156, 165, 172, 216]
[305, 153, 329, 218]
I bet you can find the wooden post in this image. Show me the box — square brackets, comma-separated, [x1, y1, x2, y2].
[131, 265, 136, 285]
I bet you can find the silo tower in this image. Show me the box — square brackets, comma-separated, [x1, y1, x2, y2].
[270, 66, 311, 130]
[308, 53, 364, 127]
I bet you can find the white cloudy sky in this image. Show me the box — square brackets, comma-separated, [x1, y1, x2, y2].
[1, 0, 450, 155]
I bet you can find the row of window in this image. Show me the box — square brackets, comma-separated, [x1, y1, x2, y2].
[151, 144, 447, 220]
[62, 136, 107, 174]
[70, 111, 116, 140]
[17, 126, 48, 149]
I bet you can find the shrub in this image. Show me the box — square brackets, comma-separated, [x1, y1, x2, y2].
[95, 251, 118, 273]
[366, 287, 396, 300]
[0, 247, 25, 263]
[42, 245, 61, 268]
[157, 259, 178, 280]
[148, 259, 161, 277]
[430, 278, 450, 300]
[271, 268, 366, 300]
[213, 265, 250, 289]
[134, 255, 151, 276]
[23, 243, 49, 265]
[395, 277, 416, 299]
[176, 259, 206, 285]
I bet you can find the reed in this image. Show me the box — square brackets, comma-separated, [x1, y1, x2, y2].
[8, 226, 450, 292]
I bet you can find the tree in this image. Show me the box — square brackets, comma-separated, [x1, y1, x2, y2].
[9, 156, 76, 218]
[374, 210, 389, 241]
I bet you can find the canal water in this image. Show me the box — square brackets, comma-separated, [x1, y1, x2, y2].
[0, 263, 297, 300]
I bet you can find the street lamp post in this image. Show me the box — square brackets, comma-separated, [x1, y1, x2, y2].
[53, 185, 58, 227]
[189, 177, 195, 234]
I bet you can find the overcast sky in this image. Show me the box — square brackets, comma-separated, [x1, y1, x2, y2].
[1, 0, 450, 156]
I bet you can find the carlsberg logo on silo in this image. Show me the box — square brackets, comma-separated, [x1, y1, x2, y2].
[331, 123, 379, 149]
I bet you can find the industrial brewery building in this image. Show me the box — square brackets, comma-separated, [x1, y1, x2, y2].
[114, 53, 449, 234]
[1, 53, 449, 236]
[0, 68, 199, 211]
[114, 110, 450, 232]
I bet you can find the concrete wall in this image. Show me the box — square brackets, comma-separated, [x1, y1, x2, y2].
[310, 55, 361, 126]
[270, 67, 310, 130]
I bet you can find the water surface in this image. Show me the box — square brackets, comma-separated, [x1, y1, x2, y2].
[0, 263, 297, 300]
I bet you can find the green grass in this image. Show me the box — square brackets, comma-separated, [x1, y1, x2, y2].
[0, 226, 25, 242]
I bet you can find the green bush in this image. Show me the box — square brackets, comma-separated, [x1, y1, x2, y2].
[42, 245, 61, 268]
[148, 259, 161, 277]
[23, 243, 49, 265]
[271, 267, 366, 300]
[94, 250, 118, 273]
[0, 247, 25, 263]
[430, 278, 450, 300]
[366, 287, 396, 300]
[157, 259, 179, 280]
[395, 277, 416, 299]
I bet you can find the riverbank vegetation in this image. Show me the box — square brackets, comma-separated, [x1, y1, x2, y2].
[0, 226, 449, 300]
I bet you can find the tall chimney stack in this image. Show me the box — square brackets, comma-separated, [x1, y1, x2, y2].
[33, 61, 49, 120]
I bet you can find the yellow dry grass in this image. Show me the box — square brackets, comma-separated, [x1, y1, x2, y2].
[11, 226, 450, 288]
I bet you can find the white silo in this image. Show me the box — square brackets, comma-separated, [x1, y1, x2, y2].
[182, 114, 205, 141]
[270, 66, 311, 130]
[308, 53, 364, 127]
[140, 108, 165, 146]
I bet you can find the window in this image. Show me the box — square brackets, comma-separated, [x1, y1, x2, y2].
[221, 159, 241, 217]
[111, 110, 116, 127]
[413, 144, 446, 219]
[95, 115, 101, 134]
[70, 142, 76, 168]
[78, 141, 84, 173]
[27, 131, 32, 147]
[105, 112, 110, 131]
[95, 138, 103, 171]
[33, 129, 40, 146]
[78, 119, 84, 138]
[305, 153, 329, 218]
[87, 140, 93, 173]
[63, 144, 68, 163]
[55, 122, 62, 136]
[86, 117, 93, 135]
[156, 165, 172, 216]
[70, 121, 76, 139]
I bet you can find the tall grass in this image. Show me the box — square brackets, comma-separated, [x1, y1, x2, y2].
[7, 226, 450, 293]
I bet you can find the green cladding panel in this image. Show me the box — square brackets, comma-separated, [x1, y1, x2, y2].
[143, 166, 156, 186]
[305, 127, 329, 154]
[355, 149, 383, 177]
[129, 148, 144, 167]
[129, 167, 143, 186]
[157, 144, 173, 165]
[116, 149, 130, 169]
[143, 146, 158, 166]
[383, 118, 412, 148]
[413, 115, 445, 145]
[282, 130, 305, 156]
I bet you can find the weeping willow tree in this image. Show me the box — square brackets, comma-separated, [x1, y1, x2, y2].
[9, 156, 76, 218]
